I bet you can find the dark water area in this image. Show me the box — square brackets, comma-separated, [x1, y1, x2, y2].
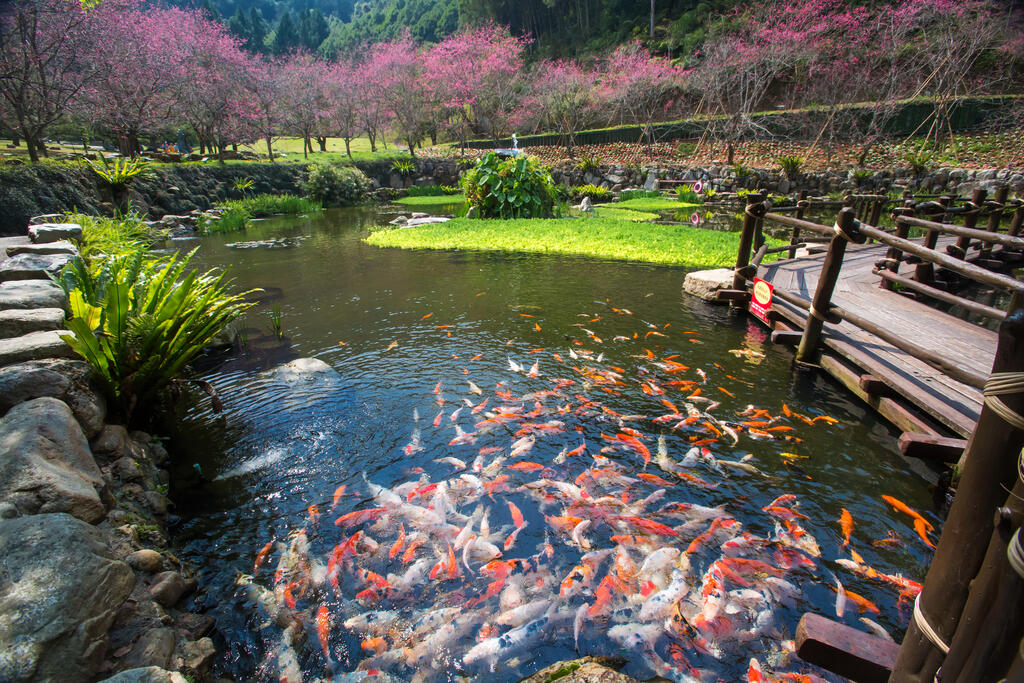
[167, 205, 941, 682]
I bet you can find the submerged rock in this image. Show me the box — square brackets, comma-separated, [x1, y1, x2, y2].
[0, 513, 135, 682]
[264, 357, 341, 385]
[0, 397, 106, 522]
[518, 657, 635, 683]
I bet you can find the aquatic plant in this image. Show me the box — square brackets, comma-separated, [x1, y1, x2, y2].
[303, 163, 373, 206]
[569, 184, 613, 203]
[461, 152, 559, 220]
[268, 303, 284, 339]
[59, 248, 256, 422]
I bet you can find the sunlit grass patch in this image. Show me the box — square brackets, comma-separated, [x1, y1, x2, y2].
[394, 194, 467, 206]
[615, 197, 701, 211]
[590, 206, 660, 222]
[365, 215, 776, 268]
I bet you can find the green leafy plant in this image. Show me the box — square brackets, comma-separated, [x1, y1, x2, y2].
[199, 193, 323, 233]
[573, 154, 602, 173]
[902, 142, 935, 176]
[461, 152, 559, 219]
[569, 184, 613, 203]
[303, 164, 373, 206]
[64, 212, 155, 259]
[58, 247, 256, 422]
[676, 186, 702, 203]
[87, 153, 150, 213]
[391, 160, 415, 175]
[732, 163, 752, 178]
[233, 177, 255, 197]
[777, 155, 804, 177]
[268, 303, 283, 339]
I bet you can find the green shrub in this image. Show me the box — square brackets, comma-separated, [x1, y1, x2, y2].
[461, 152, 559, 219]
[392, 160, 415, 175]
[56, 229, 255, 422]
[574, 154, 602, 173]
[65, 212, 156, 259]
[777, 155, 804, 177]
[732, 163, 753, 178]
[675, 186, 702, 203]
[406, 185, 463, 197]
[303, 164, 372, 206]
[902, 142, 934, 176]
[570, 184, 613, 203]
[200, 206, 250, 234]
[232, 193, 321, 218]
[619, 189, 662, 201]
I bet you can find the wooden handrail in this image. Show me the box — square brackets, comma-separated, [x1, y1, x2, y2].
[763, 212, 835, 238]
[858, 223, 1024, 294]
[873, 269, 1007, 321]
[897, 216, 1024, 250]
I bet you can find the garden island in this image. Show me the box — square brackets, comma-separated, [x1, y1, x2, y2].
[0, 1, 1022, 682]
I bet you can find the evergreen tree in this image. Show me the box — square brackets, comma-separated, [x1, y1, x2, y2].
[302, 8, 329, 50]
[273, 10, 300, 54]
[197, 0, 220, 23]
[249, 7, 269, 51]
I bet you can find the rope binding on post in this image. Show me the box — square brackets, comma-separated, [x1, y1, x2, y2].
[913, 593, 951, 655]
[983, 372, 1024, 431]
[1008, 528, 1024, 580]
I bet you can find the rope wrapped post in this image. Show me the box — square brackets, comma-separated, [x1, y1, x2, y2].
[795, 208, 863, 364]
[978, 184, 1009, 261]
[732, 192, 765, 293]
[950, 188, 987, 260]
[786, 190, 808, 259]
[939, 471, 1024, 682]
[891, 309, 1024, 683]
[881, 201, 915, 291]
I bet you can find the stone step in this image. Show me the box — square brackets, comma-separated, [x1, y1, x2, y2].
[0, 279, 67, 310]
[0, 308, 65, 339]
[0, 330, 76, 365]
[28, 213, 65, 225]
[6, 241, 79, 257]
[0, 252, 74, 282]
[28, 223, 82, 244]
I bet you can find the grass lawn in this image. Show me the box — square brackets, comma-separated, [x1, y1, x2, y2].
[590, 206, 660, 222]
[365, 214, 775, 268]
[237, 136, 412, 164]
[394, 194, 466, 206]
[615, 197, 701, 211]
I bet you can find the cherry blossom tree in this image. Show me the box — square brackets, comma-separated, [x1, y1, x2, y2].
[0, 0, 130, 161]
[365, 34, 431, 157]
[328, 60, 365, 159]
[519, 60, 600, 156]
[247, 59, 287, 161]
[604, 42, 684, 145]
[277, 53, 334, 158]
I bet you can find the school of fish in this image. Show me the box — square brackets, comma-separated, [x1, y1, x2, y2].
[236, 301, 932, 683]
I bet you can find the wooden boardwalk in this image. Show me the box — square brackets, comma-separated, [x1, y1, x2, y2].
[758, 236, 995, 437]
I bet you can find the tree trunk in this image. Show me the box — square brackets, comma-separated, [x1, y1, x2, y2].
[727, 141, 735, 166]
[650, 0, 655, 37]
[406, 139, 416, 159]
[25, 132, 39, 163]
[317, 136, 327, 152]
[344, 137, 352, 158]
[265, 135, 275, 162]
[368, 129, 377, 153]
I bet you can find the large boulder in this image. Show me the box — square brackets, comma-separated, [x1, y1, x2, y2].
[0, 513, 136, 682]
[0, 397, 106, 522]
[0, 360, 106, 437]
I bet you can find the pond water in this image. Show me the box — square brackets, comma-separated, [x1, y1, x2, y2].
[167, 204, 941, 683]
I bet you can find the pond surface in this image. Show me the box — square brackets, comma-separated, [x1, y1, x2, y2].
[168, 205, 940, 683]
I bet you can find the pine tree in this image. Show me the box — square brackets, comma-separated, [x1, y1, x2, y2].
[273, 10, 300, 54]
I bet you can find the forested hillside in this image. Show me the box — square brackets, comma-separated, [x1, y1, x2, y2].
[167, 0, 744, 58]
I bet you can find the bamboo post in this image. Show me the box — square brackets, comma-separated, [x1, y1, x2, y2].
[881, 201, 914, 291]
[787, 191, 808, 259]
[916, 195, 951, 286]
[890, 308, 1024, 683]
[732, 192, 765, 292]
[951, 188, 987, 260]
[795, 208, 863, 364]
[978, 184, 1009, 261]
[940, 475, 1024, 682]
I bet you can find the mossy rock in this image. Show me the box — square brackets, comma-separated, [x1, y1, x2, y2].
[519, 657, 636, 683]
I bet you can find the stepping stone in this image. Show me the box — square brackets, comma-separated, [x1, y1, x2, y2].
[28, 213, 65, 225]
[683, 268, 736, 301]
[6, 240, 79, 257]
[0, 330, 75, 365]
[28, 222, 82, 244]
[0, 252, 74, 281]
[0, 279, 66, 310]
[0, 308, 65, 339]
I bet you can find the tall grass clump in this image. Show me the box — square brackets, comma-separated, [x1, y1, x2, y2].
[55, 217, 255, 423]
[200, 193, 323, 233]
[64, 211, 158, 259]
[406, 185, 463, 197]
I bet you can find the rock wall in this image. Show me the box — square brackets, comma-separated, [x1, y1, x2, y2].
[551, 163, 1024, 197]
[0, 227, 215, 682]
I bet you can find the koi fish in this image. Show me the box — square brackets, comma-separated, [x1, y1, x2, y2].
[881, 495, 934, 532]
[334, 507, 386, 527]
[254, 540, 274, 574]
[839, 508, 854, 546]
[316, 604, 331, 658]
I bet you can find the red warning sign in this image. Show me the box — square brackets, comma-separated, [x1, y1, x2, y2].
[749, 277, 774, 326]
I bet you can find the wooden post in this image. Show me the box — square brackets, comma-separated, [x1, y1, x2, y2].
[951, 188, 987, 259]
[916, 195, 950, 286]
[939, 476, 1024, 682]
[978, 184, 1009, 261]
[795, 208, 863, 364]
[890, 309, 1024, 683]
[1006, 636, 1024, 682]
[868, 196, 884, 227]
[732, 192, 765, 292]
[787, 191, 807, 259]
[1010, 201, 1024, 238]
[881, 201, 914, 291]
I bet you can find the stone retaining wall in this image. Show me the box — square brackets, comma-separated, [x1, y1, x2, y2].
[0, 224, 213, 682]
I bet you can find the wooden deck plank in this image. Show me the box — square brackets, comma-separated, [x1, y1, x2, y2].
[758, 236, 997, 437]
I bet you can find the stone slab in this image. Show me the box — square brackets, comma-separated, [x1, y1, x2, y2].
[0, 279, 66, 310]
[6, 240, 79, 257]
[28, 213, 65, 225]
[683, 268, 736, 301]
[0, 330, 75, 364]
[0, 307, 65, 339]
[0, 252, 74, 281]
[28, 222, 82, 244]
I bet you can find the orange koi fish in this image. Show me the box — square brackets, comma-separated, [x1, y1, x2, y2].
[843, 588, 881, 614]
[914, 518, 936, 548]
[567, 442, 587, 457]
[547, 515, 584, 535]
[872, 530, 903, 548]
[507, 501, 525, 529]
[508, 461, 544, 472]
[316, 604, 331, 658]
[637, 472, 675, 487]
[616, 515, 678, 537]
[401, 538, 424, 564]
[386, 341, 398, 351]
[389, 524, 405, 559]
[334, 507, 386, 528]
[839, 508, 854, 547]
[718, 386, 735, 398]
[331, 485, 347, 510]
[421, 313, 433, 320]
[881, 495, 934, 532]
[254, 540, 273, 574]
[307, 504, 320, 525]
[361, 637, 386, 654]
